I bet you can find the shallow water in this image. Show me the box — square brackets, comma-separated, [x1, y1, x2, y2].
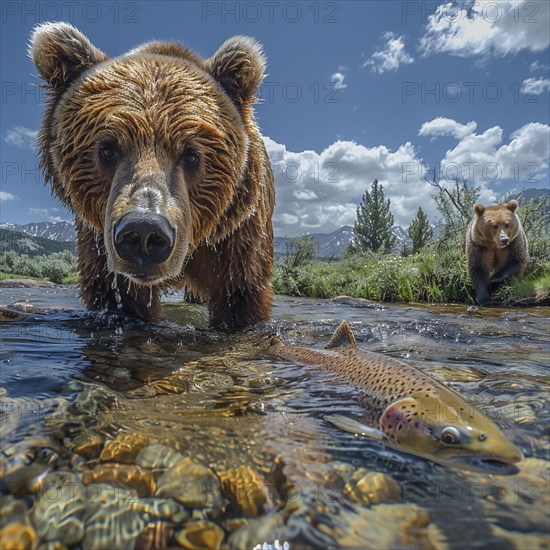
[1, 286, 548, 549]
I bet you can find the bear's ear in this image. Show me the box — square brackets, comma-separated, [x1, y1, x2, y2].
[506, 200, 518, 212]
[207, 36, 266, 108]
[29, 22, 108, 92]
[473, 203, 485, 216]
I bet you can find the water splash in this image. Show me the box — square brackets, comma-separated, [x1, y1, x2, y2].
[94, 232, 103, 256]
[111, 276, 122, 309]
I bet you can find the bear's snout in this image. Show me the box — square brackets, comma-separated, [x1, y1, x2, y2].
[114, 211, 175, 272]
[499, 232, 510, 246]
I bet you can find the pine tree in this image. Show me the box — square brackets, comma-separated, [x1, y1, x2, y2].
[408, 207, 433, 253]
[353, 179, 396, 253]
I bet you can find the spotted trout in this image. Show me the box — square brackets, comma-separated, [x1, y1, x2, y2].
[269, 321, 523, 474]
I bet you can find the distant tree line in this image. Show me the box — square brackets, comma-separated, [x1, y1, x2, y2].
[0, 250, 76, 283]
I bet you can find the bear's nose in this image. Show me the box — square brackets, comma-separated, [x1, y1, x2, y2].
[114, 212, 175, 268]
[500, 234, 510, 246]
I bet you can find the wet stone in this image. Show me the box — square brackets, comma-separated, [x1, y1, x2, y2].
[130, 497, 188, 523]
[72, 432, 104, 459]
[30, 472, 88, 546]
[155, 459, 222, 510]
[175, 521, 225, 550]
[81, 501, 148, 550]
[100, 432, 149, 463]
[343, 469, 401, 507]
[135, 521, 174, 550]
[81, 464, 156, 497]
[136, 444, 186, 474]
[0, 497, 36, 550]
[219, 465, 269, 518]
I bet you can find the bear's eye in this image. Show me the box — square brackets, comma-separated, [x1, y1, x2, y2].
[181, 148, 200, 167]
[98, 141, 119, 164]
[492, 224, 498, 230]
[505, 223, 509, 228]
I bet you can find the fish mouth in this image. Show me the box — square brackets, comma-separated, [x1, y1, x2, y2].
[451, 454, 521, 475]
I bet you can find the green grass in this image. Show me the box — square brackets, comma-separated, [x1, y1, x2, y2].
[60, 272, 79, 284]
[272, 236, 550, 306]
[0, 272, 46, 281]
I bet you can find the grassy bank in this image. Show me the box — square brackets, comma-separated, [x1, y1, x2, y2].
[272, 238, 550, 305]
[0, 251, 77, 284]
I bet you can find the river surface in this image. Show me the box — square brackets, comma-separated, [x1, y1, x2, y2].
[0, 285, 548, 549]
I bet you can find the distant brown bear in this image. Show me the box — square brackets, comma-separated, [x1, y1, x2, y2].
[30, 23, 274, 330]
[466, 200, 528, 305]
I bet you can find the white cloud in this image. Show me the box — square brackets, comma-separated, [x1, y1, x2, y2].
[4, 126, 38, 150]
[419, 1, 550, 58]
[529, 60, 549, 72]
[0, 191, 17, 203]
[330, 71, 347, 90]
[28, 207, 70, 223]
[419, 117, 477, 139]
[521, 77, 550, 95]
[263, 135, 434, 235]
[438, 122, 550, 187]
[363, 32, 414, 74]
[263, 121, 550, 236]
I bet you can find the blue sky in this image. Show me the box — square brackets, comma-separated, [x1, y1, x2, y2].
[1, 0, 549, 236]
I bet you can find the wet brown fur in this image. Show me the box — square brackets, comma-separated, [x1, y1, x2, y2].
[466, 200, 528, 305]
[30, 23, 274, 329]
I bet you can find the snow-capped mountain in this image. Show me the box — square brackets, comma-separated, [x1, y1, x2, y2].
[0, 221, 76, 242]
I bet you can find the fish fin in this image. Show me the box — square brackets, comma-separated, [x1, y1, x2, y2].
[325, 321, 357, 349]
[327, 414, 385, 441]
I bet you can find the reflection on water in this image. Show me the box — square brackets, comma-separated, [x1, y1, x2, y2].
[1, 287, 549, 549]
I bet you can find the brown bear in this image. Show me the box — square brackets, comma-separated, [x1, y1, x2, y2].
[466, 200, 528, 305]
[29, 22, 274, 330]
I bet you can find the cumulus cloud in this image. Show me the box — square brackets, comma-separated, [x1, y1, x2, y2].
[419, 0, 550, 58]
[28, 207, 69, 223]
[419, 117, 477, 139]
[438, 122, 550, 188]
[263, 122, 550, 236]
[4, 125, 38, 150]
[521, 77, 550, 95]
[330, 71, 347, 90]
[363, 32, 414, 74]
[529, 60, 549, 72]
[263, 136, 434, 236]
[0, 191, 17, 203]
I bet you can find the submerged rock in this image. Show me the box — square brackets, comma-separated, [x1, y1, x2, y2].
[219, 465, 270, 518]
[81, 464, 156, 497]
[136, 444, 186, 474]
[72, 432, 104, 459]
[100, 432, 149, 463]
[81, 499, 147, 550]
[175, 521, 224, 550]
[155, 459, 222, 510]
[31, 472, 88, 545]
[343, 469, 401, 507]
[0, 498, 36, 550]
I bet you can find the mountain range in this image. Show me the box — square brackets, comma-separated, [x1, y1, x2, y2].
[1, 188, 547, 258]
[0, 221, 76, 242]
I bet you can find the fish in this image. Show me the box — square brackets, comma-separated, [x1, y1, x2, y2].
[269, 321, 523, 475]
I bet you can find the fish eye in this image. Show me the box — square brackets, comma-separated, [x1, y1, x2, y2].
[479, 433, 487, 441]
[441, 426, 461, 445]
